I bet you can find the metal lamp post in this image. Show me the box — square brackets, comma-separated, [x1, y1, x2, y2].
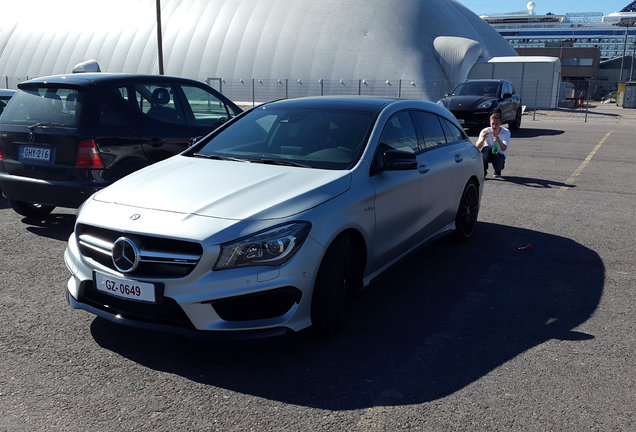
[631, 42, 636, 81]
[156, 0, 164, 75]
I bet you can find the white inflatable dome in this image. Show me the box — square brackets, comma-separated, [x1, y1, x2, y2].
[0, 0, 517, 101]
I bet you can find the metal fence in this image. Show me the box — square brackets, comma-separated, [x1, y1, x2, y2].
[204, 77, 626, 109]
[2, 74, 626, 110]
[204, 78, 431, 105]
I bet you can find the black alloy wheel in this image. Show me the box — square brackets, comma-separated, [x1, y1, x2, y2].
[454, 180, 479, 241]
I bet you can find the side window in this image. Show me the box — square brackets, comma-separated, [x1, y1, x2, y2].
[439, 116, 467, 144]
[378, 111, 418, 153]
[412, 111, 446, 150]
[98, 100, 129, 128]
[180, 85, 230, 127]
[97, 88, 135, 128]
[135, 83, 185, 125]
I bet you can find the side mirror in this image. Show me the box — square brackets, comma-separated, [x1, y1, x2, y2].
[372, 148, 418, 175]
[502, 92, 512, 99]
[188, 136, 202, 147]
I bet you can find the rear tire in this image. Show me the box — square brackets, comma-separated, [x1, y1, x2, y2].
[7, 199, 55, 218]
[311, 235, 357, 335]
[454, 180, 479, 241]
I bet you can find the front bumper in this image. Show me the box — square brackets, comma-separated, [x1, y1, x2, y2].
[450, 110, 493, 130]
[64, 231, 322, 337]
[65, 289, 290, 340]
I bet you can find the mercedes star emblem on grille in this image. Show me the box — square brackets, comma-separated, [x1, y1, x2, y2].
[112, 237, 139, 273]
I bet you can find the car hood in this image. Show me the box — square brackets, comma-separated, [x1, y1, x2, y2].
[442, 96, 496, 110]
[92, 155, 352, 220]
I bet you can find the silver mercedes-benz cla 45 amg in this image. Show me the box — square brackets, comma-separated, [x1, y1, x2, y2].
[64, 96, 484, 338]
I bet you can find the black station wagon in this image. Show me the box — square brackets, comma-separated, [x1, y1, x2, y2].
[0, 73, 241, 218]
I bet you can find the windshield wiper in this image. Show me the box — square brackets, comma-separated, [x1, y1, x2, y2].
[249, 158, 310, 168]
[28, 122, 63, 130]
[192, 153, 248, 163]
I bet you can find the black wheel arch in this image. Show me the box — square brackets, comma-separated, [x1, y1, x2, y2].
[317, 228, 367, 291]
[105, 157, 150, 183]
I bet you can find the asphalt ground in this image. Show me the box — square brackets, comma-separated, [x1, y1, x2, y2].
[1, 104, 634, 431]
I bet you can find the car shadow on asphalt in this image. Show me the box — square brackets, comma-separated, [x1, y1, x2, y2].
[22, 213, 76, 241]
[467, 127, 564, 139]
[0, 196, 76, 241]
[89, 222, 604, 410]
[497, 176, 576, 189]
[510, 127, 565, 138]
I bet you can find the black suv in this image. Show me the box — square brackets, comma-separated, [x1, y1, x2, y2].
[0, 73, 241, 217]
[437, 79, 522, 132]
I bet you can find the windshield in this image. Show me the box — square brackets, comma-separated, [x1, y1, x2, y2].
[451, 82, 500, 98]
[191, 105, 376, 170]
[0, 87, 82, 127]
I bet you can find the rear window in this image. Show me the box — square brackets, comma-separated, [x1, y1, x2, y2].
[0, 87, 82, 127]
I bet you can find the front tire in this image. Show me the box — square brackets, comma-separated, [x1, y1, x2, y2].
[8, 199, 55, 218]
[509, 109, 522, 130]
[311, 235, 357, 335]
[454, 180, 479, 241]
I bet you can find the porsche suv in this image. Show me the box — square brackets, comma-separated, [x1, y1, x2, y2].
[0, 73, 241, 218]
[437, 79, 522, 132]
[64, 96, 484, 338]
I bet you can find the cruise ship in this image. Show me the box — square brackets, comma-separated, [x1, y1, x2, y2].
[481, 1, 636, 61]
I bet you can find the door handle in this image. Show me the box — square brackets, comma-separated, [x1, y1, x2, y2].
[454, 153, 463, 163]
[418, 163, 430, 174]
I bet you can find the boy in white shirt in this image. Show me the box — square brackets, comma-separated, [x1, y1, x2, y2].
[475, 113, 510, 178]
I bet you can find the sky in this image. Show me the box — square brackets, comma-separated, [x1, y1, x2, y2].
[458, 0, 634, 16]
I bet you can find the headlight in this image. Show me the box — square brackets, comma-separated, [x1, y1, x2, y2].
[436, 99, 447, 107]
[214, 221, 311, 270]
[477, 100, 494, 110]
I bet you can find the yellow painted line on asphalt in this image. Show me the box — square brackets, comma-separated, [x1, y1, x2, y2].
[556, 130, 613, 196]
[535, 131, 612, 227]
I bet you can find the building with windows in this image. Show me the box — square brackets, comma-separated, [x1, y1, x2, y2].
[515, 47, 600, 80]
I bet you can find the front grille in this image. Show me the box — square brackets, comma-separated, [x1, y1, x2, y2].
[77, 280, 195, 329]
[76, 223, 203, 278]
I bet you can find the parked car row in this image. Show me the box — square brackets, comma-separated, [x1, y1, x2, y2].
[1, 72, 484, 337]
